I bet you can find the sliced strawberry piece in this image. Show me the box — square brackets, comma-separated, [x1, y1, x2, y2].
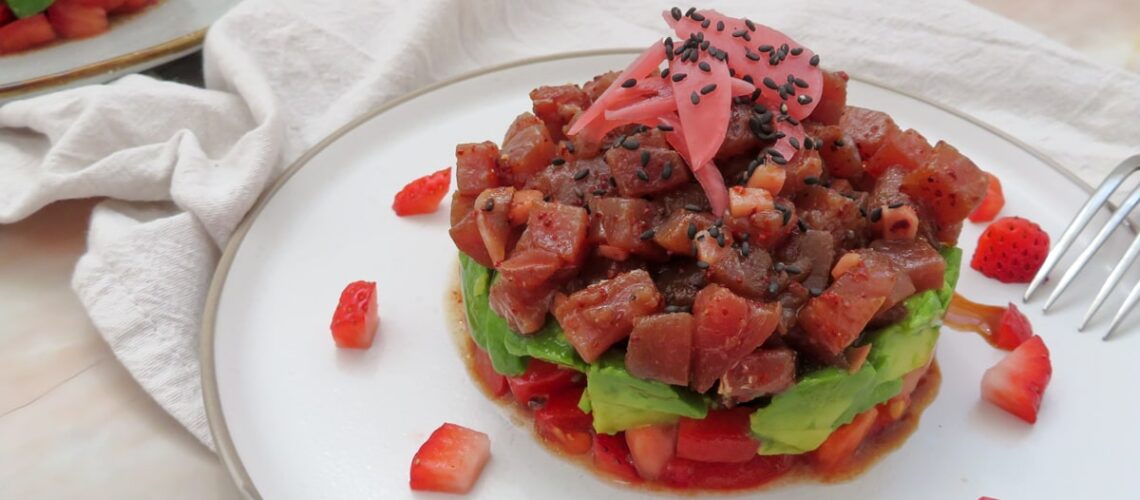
[392, 167, 451, 216]
[675, 408, 760, 463]
[968, 172, 1005, 223]
[995, 303, 1033, 350]
[593, 433, 642, 482]
[981, 335, 1052, 423]
[625, 424, 677, 480]
[505, 359, 581, 407]
[534, 387, 593, 455]
[971, 216, 1050, 283]
[409, 423, 491, 494]
[471, 343, 508, 397]
[329, 280, 378, 349]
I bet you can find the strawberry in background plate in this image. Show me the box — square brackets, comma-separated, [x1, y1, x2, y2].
[410, 423, 492, 494]
[971, 216, 1050, 283]
[981, 335, 1052, 423]
[329, 280, 378, 349]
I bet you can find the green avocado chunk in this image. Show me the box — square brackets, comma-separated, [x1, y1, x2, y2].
[460, 255, 587, 374]
[584, 352, 708, 434]
[750, 247, 962, 455]
[6, 0, 55, 18]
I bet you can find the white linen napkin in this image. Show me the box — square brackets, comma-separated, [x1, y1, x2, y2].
[1, 0, 1137, 449]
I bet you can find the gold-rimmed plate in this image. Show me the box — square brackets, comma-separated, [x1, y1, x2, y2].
[0, 0, 241, 101]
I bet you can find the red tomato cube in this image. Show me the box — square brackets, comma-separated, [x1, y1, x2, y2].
[409, 423, 491, 494]
[329, 280, 378, 349]
[676, 408, 760, 463]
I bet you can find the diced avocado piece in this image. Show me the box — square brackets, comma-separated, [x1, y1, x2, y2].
[751, 365, 879, 455]
[501, 317, 587, 372]
[7, 0, 54, 18]
[937, 246, 964, 308]
[458, 254, 527, 376]
[584, 352, 708, 434]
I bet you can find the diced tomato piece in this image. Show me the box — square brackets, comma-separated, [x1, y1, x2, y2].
[1, 5, 14, 25]
[506, 359, 581, 407]
[471, 343, 508, 397]
[676, 408, 760, 463]
[47, 0, 108, 39]
[626, 312, 694, 386]
[534, 387, 593, 455]
[808, 70, 848, 125]
[625, 424, 677, 480]
[409, 423, 491, 494]
[839, 106, 901, 158]
[814, 407, 879, 471]
[864, 128, 934, 178]
[392, 167, 451, 216]
[593, 433, 642, 483]
[660, 454, 796, 490]
[329, 280, 378, 349]
[0, 14, 57, 55]
[981, 335, 1052, 423]
[995, 303, 1033, 350]
[968, 172, 1005, 223]
[455, 142, 500, 195]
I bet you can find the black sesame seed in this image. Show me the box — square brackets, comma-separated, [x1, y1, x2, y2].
[543, 195, 552, 202]
[783, 83, 796, 96]
[694, 260, 710, 270]
[672, 73, 687, 82]
[716, 233, 726, 247]
[691, 92, 701, 105]
[742, 32, 752, 42]
[794, 77, 809, 88]
[685, 204, 703, 212]
[687, 222, 698, 239]
[785, 265, 803, 274]
[834, 138, 846, 147]
[768, 282, 781, 294]
[762, 77, 779, 90]
[810, 54, 820, 66]
[751, 89, 761, 101]
[640, 151, 651, 168]
[769, 54, 780, 66]
[786, 116, 800, 126]
[698, 61, 711, 72]
[790, 47, 804, 56]
[573, 168, 589, 180]
[758, 44, 773, 52]
[661, 68, 670, 78]
[803, 137, 814, 149]
[789, 137, 800, 150]
[622, 138, 640, 150]
[685, 7, 696, 16]
[664, 305, 680, 313]
[745, 18, 756, 31]
[771, 155, 788, 165]
[732, 29, 747, 37]
[700, 40, 710, 50]
[574, 187, 584, 199]
[716, 20, 725, 31]
[654, 123, 674, 134]
[592, 189, 607, 196]
[775, 262, 786, 272]
[483, 199, 495, 211]
[551, 157, 566, 166]
[746, 50, 760, 62]
[565, 141, 576, 154]
[889, 201, 905, 209]
[715, 218, 724, 227]
[700, 83, 717, 95]
[636, 169, 650, 181]
[810, 287, 823, 297]
[690, 12, 705, 21]
[639, 229, 656, 241]
[870, 207, 884, 222]
[775, 204, 791, 225]
[797, 219, 808, 232]
[609, 176, 617, 187]
[701, 18, 710, 28]
[662, 162, 674, 179]
[671, 6, 682, 20]
[621, 78, 637, 88]
[741, 241, 751, 257]
[708, 226, 720, 238]
[797, 95, 813, 105]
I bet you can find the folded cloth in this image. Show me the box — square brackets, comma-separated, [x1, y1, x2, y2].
[1, 0, 1137, 449]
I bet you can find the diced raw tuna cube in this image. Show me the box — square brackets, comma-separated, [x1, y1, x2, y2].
[797, 253, 897, 356]
[474, 187, 516, 266]
[449, 211, 494, 268]
[716, 103, 760, 160]
[554, 270, 663, 362]
[840, 106, 900, 158]
[865, 128, 934, 178]
[900, 141, 988, 231]
[525, 157, 615, 207]
[626, 312, 695, 385]
[807, 70, 848, 125]
[778, 149, 824, 196]
[489, 275, 558, 335]
[869, 239, 946, 292]
[530, 84, 591, 141]
[501, 113, 556, 187]
[691, 285, 780, 392]
[455, 142, 501, 195]
[516, 203, 590, 266]
[718, 348, 797, 405]
[588, 197, 665, 259]
[605, 144, 690, 198]
[795, 186, 867, 249]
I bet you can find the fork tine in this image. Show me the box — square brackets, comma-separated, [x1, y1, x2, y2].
[1043, 184, 1140, 311]
[1104, 277, 1140, 341]
[1080, 230, 1140, 331]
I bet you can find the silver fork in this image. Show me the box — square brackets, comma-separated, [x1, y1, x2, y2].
[1023, 155, 1140, 340]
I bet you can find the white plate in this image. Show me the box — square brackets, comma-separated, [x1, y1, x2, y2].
[0, 0, 240, 101]
[202, 50, 1140, 500]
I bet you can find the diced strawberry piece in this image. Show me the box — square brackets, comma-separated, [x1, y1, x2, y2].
[47, 0, 108, 39]
[392, 167, 451, 216]
[593, 433, 642, 482]
[625, 424, 677, 480]
[971, 216, 1050, 283]
[329, 281, 378, 349]
[0, 14, 57, 55]
[814, 407, 879, 470]
[995, 303, 1033, 350]
[968, 172, 1005, 223]
[471, 343, 508, 397]
[409, 423, 491, 494]
[506, 359, 581, 407]
[981, 335, 1052, 423]
[676, 408, 760, 463]
[534, 387, 593, 455]
[660, 454, 796, 490]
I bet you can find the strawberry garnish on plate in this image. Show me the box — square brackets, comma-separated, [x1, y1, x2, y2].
[994, 303, 1033, 350]
[981, 335, 1052, 423]
[392, 167, 452, 216]
[410, 423, 492, 494]
[970, 216, 1050, 283]
[968, 172, 1004, 223]
[329, 280, 378, 349]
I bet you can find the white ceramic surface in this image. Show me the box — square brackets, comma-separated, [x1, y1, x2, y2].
[206, 52, 1140, 499]
[0, 0, 240, 99]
